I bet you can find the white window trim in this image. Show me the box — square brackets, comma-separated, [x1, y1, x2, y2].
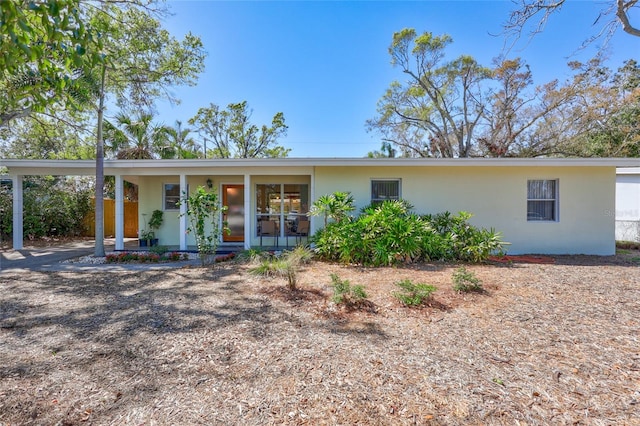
[163, 182, 181, 211]
[527, 179, 559, 222]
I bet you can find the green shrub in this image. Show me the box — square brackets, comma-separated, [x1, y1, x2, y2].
[179, 186, 228, 266]
[0, 183, 12, 240]
[330, 273, 368, 307]
[452, 266, 483, 292]
[422, 211, 504, 262]
[0, 176, 92, 240]
[312, 199, 504, 266]
[313, 200, 430, 266]
[393, 279, 437, 306]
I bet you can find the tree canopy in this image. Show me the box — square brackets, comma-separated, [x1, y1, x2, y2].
[189, 101, 290, 158]
[368, 28, 639, 158]
[0, 0, 102, 127]
[366, 29, 493, 158]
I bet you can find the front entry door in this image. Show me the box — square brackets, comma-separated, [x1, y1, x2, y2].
[222, 184, 244, 242]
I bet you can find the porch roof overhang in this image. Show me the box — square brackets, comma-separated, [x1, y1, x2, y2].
[1, 157, 639, 176]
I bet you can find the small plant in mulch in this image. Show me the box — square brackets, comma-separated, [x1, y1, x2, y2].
[393, 279, 437, 307]
[452, 266, 483, 293]
[330, 273, 371, 310]
[249, 246, 313, 290]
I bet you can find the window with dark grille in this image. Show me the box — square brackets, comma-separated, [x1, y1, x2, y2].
[371, 179, 400, 205]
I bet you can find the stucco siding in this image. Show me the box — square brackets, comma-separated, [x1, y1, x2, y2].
[314, 166, 615, 255]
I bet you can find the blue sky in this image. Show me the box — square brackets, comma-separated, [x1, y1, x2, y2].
[154, 0, 638, 157]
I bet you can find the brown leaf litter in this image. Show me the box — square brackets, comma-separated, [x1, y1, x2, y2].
[1, 251, 639, 425]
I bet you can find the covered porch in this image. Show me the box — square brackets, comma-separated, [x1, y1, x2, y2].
[2, 159, 315, 251]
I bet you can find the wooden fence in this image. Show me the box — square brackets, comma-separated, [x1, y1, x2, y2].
[83, 199, 139, 238]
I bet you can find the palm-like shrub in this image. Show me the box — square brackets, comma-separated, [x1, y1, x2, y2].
[249, 245, 314, 290]
[312, 199, 504, 266]
[308, 191, 355, 227]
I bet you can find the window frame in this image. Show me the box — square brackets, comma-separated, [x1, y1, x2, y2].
[163, 183, 181, 211]
[371, 178, 401, 205]
[255, 183, 310, 237]
[526, 179, 559, 222]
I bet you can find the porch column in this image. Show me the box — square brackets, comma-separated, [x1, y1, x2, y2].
[309, 169, 315, 236]
[244, 174, 251, 249]
[114, 175, 124, 250]
[12, 175, 23, 250]
[179, 174, 187, 251]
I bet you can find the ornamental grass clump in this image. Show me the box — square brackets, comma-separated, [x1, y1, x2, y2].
[249, 245, 313, 290]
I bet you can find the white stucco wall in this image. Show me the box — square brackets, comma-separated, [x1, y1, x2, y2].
[313, 166, 616, 255]
[616, 168, 640, 242]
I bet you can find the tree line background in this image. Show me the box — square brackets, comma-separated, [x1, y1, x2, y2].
[0, 0, 638, 244]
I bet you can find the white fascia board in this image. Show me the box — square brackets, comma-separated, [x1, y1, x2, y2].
[2, 157, 639, 176]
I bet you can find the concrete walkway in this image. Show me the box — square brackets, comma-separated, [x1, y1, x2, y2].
[0, 239, 202, 274]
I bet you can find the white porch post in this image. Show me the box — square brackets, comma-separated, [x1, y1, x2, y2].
[12, 175, 23, 250]
[115, 175, 124, 250]
[179, 174, 187, 251]
[309, 169, 315, 235]
[244, 173, 251, 249]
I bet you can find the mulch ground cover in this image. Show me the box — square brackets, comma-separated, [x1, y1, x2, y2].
[1, 249, 639, 425]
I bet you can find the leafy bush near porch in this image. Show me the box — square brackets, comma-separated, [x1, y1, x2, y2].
[0, 176, 92, 241]
[312, 199, 504, 266]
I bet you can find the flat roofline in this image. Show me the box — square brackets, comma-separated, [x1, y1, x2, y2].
[2, 157, 639, 172]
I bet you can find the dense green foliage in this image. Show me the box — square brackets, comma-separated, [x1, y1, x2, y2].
[312, 199, 504, 266]
[0, 177, 92, 241]
[308, 191, 355, 227]
[0, 0, 102, 126]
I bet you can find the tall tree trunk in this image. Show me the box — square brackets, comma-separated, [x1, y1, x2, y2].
[94, 65, 107, 257]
